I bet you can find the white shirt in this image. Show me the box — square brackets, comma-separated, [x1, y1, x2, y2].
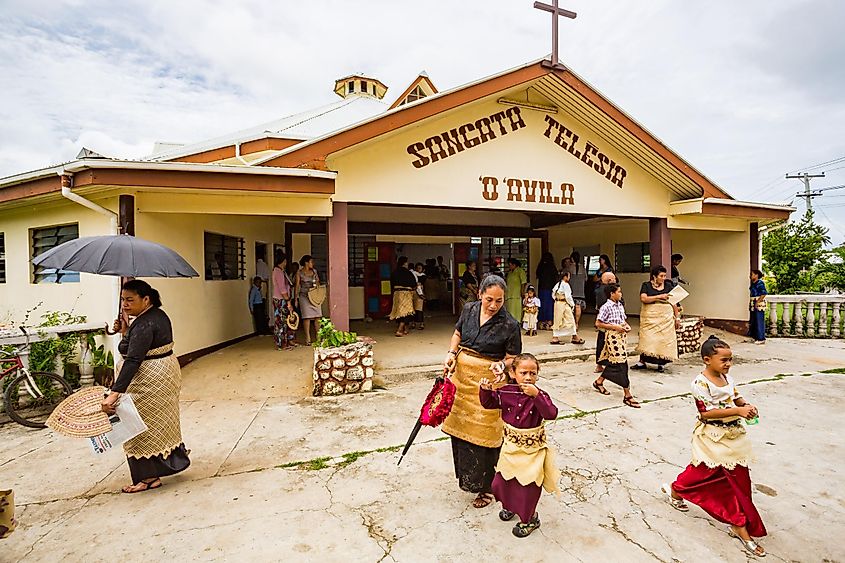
[552, 281, 574, 307]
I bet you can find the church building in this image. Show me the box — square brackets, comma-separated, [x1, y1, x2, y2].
[0, 59, 792, 360]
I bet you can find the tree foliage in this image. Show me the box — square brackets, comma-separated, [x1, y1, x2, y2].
[761, 210, 830, 294]
[812, 244, 845, 292]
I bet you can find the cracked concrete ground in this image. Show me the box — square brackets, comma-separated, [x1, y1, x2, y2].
[1, 334, 844, 562]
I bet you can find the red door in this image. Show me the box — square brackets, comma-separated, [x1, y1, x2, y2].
[364, 243, 396, 319]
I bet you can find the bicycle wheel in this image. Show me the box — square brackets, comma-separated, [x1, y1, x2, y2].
[3, 371, 73, 429]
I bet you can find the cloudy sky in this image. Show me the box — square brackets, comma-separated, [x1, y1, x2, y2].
[1, 0, 843, 243]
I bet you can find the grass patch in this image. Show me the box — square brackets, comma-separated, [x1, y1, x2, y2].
[303, 456, 332, 471]
[820, 367, 845, 374]
[745, 373, 790, 385]
[337, 450, 370, 468]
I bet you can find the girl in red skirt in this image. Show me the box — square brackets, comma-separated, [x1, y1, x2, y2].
[479, 353, 559, 537]
[662, 335, 767, 557]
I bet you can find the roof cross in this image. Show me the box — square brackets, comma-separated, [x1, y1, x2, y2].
[533, 0, 577, 67]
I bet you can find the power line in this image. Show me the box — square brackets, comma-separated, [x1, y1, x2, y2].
[787, 155, 845, 174]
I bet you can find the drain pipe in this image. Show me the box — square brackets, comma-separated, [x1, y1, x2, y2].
[234, 142, 249, 165]
[59, 172, 121, 384]
[59, 173, 119, 234]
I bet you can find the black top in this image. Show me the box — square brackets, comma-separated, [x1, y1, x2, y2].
[454, 301, 522, 360]
[536, 261, 559, 290]
[461, 270, 479, 287]
[112, 307, 174, 393]
[640, 279, 675, 298]
[391, 267, 417, 289]
[595, 284, 609, 309]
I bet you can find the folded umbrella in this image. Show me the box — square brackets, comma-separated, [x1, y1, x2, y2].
[397, 377, 456, 465]
[32, 234, 198, 278]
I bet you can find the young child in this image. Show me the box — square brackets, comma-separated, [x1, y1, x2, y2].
[479, 353, 559, 538]
[661, 336, 767, 557]
[522, 286, 541, 336]
[593, 283, 639, 408]
[248, 276, 266, 335]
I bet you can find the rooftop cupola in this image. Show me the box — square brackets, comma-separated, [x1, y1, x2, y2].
[334, 75, 388, 100]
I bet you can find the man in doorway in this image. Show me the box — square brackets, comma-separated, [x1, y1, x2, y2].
[505, 258, 527, 321]
[248, 276, 267, 335]
[255, 247, 271, 334]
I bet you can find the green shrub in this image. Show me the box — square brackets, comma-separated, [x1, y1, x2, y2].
[314, 318, 358, 348]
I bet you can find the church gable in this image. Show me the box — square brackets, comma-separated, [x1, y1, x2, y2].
[389, 73, 439, 109]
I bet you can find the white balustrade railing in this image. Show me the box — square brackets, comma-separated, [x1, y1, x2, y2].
[766, 294, 845, 338]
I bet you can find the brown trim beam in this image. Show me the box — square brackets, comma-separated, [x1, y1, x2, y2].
[0, 176, 61, 204]
[171, 138, 303, 164]
[701, 202, 791, 221]
[72, 168, 334, 195]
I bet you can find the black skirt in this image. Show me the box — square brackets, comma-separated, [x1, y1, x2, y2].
[601, 362, 630, 389]
[640, 354, 671, 366]
[128, 443, 191, 484]
[450, 436, 500, 493]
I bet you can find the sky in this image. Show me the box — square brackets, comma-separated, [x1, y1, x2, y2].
[1, 0, 843, 244]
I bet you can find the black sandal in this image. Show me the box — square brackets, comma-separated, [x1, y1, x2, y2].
[472, 492, 495, 508]
[592, 380, 610, 395]
[122, 478, 162, 494]
[631, 363, 647, 370]
[512, 514, 540, 537]
[623, 396, 641, 409]
[499, 509, 515, 521]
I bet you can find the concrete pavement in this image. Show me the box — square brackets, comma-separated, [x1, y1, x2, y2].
[1, 334, 844, 562]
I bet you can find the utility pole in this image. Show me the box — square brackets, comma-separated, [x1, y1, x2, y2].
[785, 172, 825, 211]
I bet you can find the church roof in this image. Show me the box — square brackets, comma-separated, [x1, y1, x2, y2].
[147, 94, 388, 162]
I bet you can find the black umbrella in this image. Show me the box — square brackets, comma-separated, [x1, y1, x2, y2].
[32, 234, 199, 278]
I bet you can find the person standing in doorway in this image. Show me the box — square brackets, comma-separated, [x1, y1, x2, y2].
[535, 252, 558, 331]
[296, 255, 322, 345]
[549, 269, 576, 345]
[749, 270, 767, 345]
[272, 254, 295, 350]
[459, 260, 480, 310]
[671, 254, 688, 286]
[389, 256, 418, 337]
[505, 258, 527, 321]
[412, 262, 427, 330]
[248, 276, 267, 336]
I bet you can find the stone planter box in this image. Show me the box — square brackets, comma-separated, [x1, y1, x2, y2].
[312, 341, 374, 396]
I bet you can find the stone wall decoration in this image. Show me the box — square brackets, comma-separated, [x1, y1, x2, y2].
[312, 341, 375, 396]
[677, 316, 704, 355]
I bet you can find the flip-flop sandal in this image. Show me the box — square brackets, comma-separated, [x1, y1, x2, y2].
[631, 363, 648, 370]
[550, 340, 565, 345]
[623, 397, 641, 408]
[394, 332, 404, 337]
[592, 380, 610, 395]
[571, 337, 585, 344]
[472, 493, 494, 508]
[122, 479, 162, 494]
[728, 527, 766, 557]
[660, 483, 689, 512]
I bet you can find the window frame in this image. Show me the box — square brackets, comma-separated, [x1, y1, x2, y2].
[31, 223, 80, 284]
[204, 231, 246, 281]
[614, 242, 651, 274]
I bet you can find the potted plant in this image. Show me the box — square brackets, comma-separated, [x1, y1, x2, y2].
[87, 334, 115, 388]
[312, 318, 374, 396]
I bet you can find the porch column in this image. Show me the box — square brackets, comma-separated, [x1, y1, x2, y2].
[327, 202, 350, 331]
[649, 218, 671, 271]
[749, 222, 760, 271]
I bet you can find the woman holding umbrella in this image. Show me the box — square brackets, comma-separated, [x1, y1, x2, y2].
[441, 275, 522, 508]
[101, 280, 190, 493]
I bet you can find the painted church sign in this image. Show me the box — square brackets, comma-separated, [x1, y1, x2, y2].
[405, 107, 629, 195]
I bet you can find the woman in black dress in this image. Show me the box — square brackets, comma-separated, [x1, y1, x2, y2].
[389, 256, 418, 337]
[441, 275, 523, 508]
[101, 280, 190, 493]
[633, 265, 681, 372]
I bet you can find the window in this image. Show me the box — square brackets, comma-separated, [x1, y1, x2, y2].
[349, 235, 376, 287]
[0, 232, 5, 283]
[310, 234, 328, 282]
[372, 83, 377, 95]
[481, 237, 529, 276]
[360, 80, 367, 93]
[348, 81, 355, 93]
[407, 85, 425, 103]
[204, 232, 245, 280]
[615, 242, 650, 273]
[31, 224, 79, 283]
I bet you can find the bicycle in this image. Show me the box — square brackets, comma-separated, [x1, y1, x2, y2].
[1, 327, 73, 429]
